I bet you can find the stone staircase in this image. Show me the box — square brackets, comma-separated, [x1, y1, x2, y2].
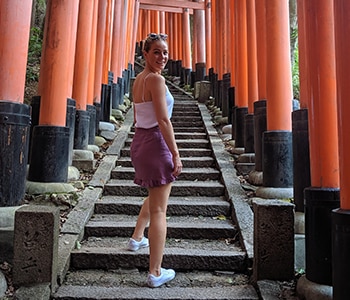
[52, 84, 258, 299]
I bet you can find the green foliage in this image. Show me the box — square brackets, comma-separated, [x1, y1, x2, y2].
[26, 27, 43, 82]
[292, 45, 300, 100]
[291, 27, 300, 100]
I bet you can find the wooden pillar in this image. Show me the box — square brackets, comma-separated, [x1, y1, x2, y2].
[302, 0, 339, 287]
[195, 9, 206, 64]
[182, 8, 192, 69]
[0, 0, 33, 206]
[28, 0, 79, 183]
[296, 0, 308, 109]
[102, 0, 112, 84]
[210, 0, 217, 72]
[110, 0, 123, 80]
[228, 0, 235, 87]
[0, 0, 32, 103]
[235, 0, 248, 108]
[124, 0, 136, 67]
[159, 11, 165, 33]
[177, 13, 183, 62]
[93, 0, 108, 104]
[205, 0, 212, 72]
[130, 0, 140, 66]
[167, 13, 174, 60]
[213, 0, 221, 76]
[332, 2, 350, 299]
[39, 0, 79, 126]
[255, 0, 267, 101]
[265, 0, 292, 131]
[334, 0, 350, 210]
[72, 0, 94, 111]
[246, 0, 259, 113]
[172, 13, 179, 60]
[88, 0, 98, 105]
[306, 0, 338, 188]
[220, 0, 229, 76]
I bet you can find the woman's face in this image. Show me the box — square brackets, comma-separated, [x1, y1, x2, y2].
[144, 40, 169, 73]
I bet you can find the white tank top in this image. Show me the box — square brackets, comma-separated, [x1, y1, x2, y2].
[134, 75, 174, 129]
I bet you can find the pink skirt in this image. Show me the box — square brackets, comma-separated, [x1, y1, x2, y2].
[131, 126, 176, 188]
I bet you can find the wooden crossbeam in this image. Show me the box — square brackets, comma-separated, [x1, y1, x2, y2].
[139, 0, 205, 12]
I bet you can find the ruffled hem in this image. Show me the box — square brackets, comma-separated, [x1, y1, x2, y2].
[134, 176, 176, 188]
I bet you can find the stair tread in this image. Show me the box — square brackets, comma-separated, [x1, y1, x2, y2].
[99, 195, 228, 204]
[112, 166, 220, 173]
[73, 236, 243, 254]
[53, 268, 259, 300]
[95, 196, 230, 217]
[105, 179, 224, 187]
[116, 156, 215, 162]
[87, 214, 235, 228]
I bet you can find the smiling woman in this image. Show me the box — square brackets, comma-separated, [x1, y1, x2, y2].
[127, 33, 182, 288]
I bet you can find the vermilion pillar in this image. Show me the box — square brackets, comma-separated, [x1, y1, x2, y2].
[265, 0, 292, 132]
[72, 0, 94, 149]
[0, 0, 32, 206]
[210, 0, 217, 72]
[250, 0, 267, 185]
[94, 0, 107, 105]
[234, 0, 248, 149]
[235, 0, 248, 108]
[228, 0, 235, 87]
[182, 9, 192, 85]
[182, 9, 191, 69]
[28, 0, 79, 183]
[256, 0, 294, 198]
[292, 0, 311, 213]
[111, 0, 124, 80]
[0, 0, 32, 103]
[255, 0, 267, 101]
[159, 11, 165, 33]
[303, 0, 339, 287]
[205, 0, 212, 72]
[130, 0, 140, 66]
[87, 0, 98, 144]
[243, 0, 258, 155]
[332, 1, 350, 298]
[172, 14, 179, 60]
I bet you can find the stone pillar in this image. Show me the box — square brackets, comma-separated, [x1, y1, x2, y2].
[13, 206, 60, 289]
[253, 199, 295, 282]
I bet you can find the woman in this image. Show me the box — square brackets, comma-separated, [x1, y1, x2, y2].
[127, 33, 182, 288]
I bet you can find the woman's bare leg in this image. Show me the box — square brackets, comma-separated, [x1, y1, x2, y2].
[131, 197, 150, 241]
[148, 183, 172, 276]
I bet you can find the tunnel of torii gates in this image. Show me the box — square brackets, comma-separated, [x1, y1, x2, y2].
[1, 0, 350, 298]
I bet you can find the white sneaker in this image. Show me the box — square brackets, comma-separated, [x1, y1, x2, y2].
[127, 237, 149, 251]
[147, 268, 176, 288]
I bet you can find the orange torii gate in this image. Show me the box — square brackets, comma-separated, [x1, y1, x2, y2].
[1, 1, 350, 298]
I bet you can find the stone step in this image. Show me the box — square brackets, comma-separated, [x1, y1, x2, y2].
[124, 138, 210, 149]
[84, 214, 237, 239]
[52, 269, 259, 300]
[128, 131, 208, 140]
[115, 156, 216, 168]
[130, 126, 206, 133]
[103, 180, 225, 197]
[171, 126, 206, 133]
[95, 196, 231, 217]
[171, 120, 204, 127]
[171, 115, 203, 122]
[121, 147, 212, 158]
[69, 237, 246, 272]
[111, 166, 220, 181]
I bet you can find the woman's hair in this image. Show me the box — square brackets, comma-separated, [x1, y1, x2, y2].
[143, 33, 168, 52]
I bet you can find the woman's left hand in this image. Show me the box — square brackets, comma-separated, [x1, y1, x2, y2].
[172, 156, 183, 177]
